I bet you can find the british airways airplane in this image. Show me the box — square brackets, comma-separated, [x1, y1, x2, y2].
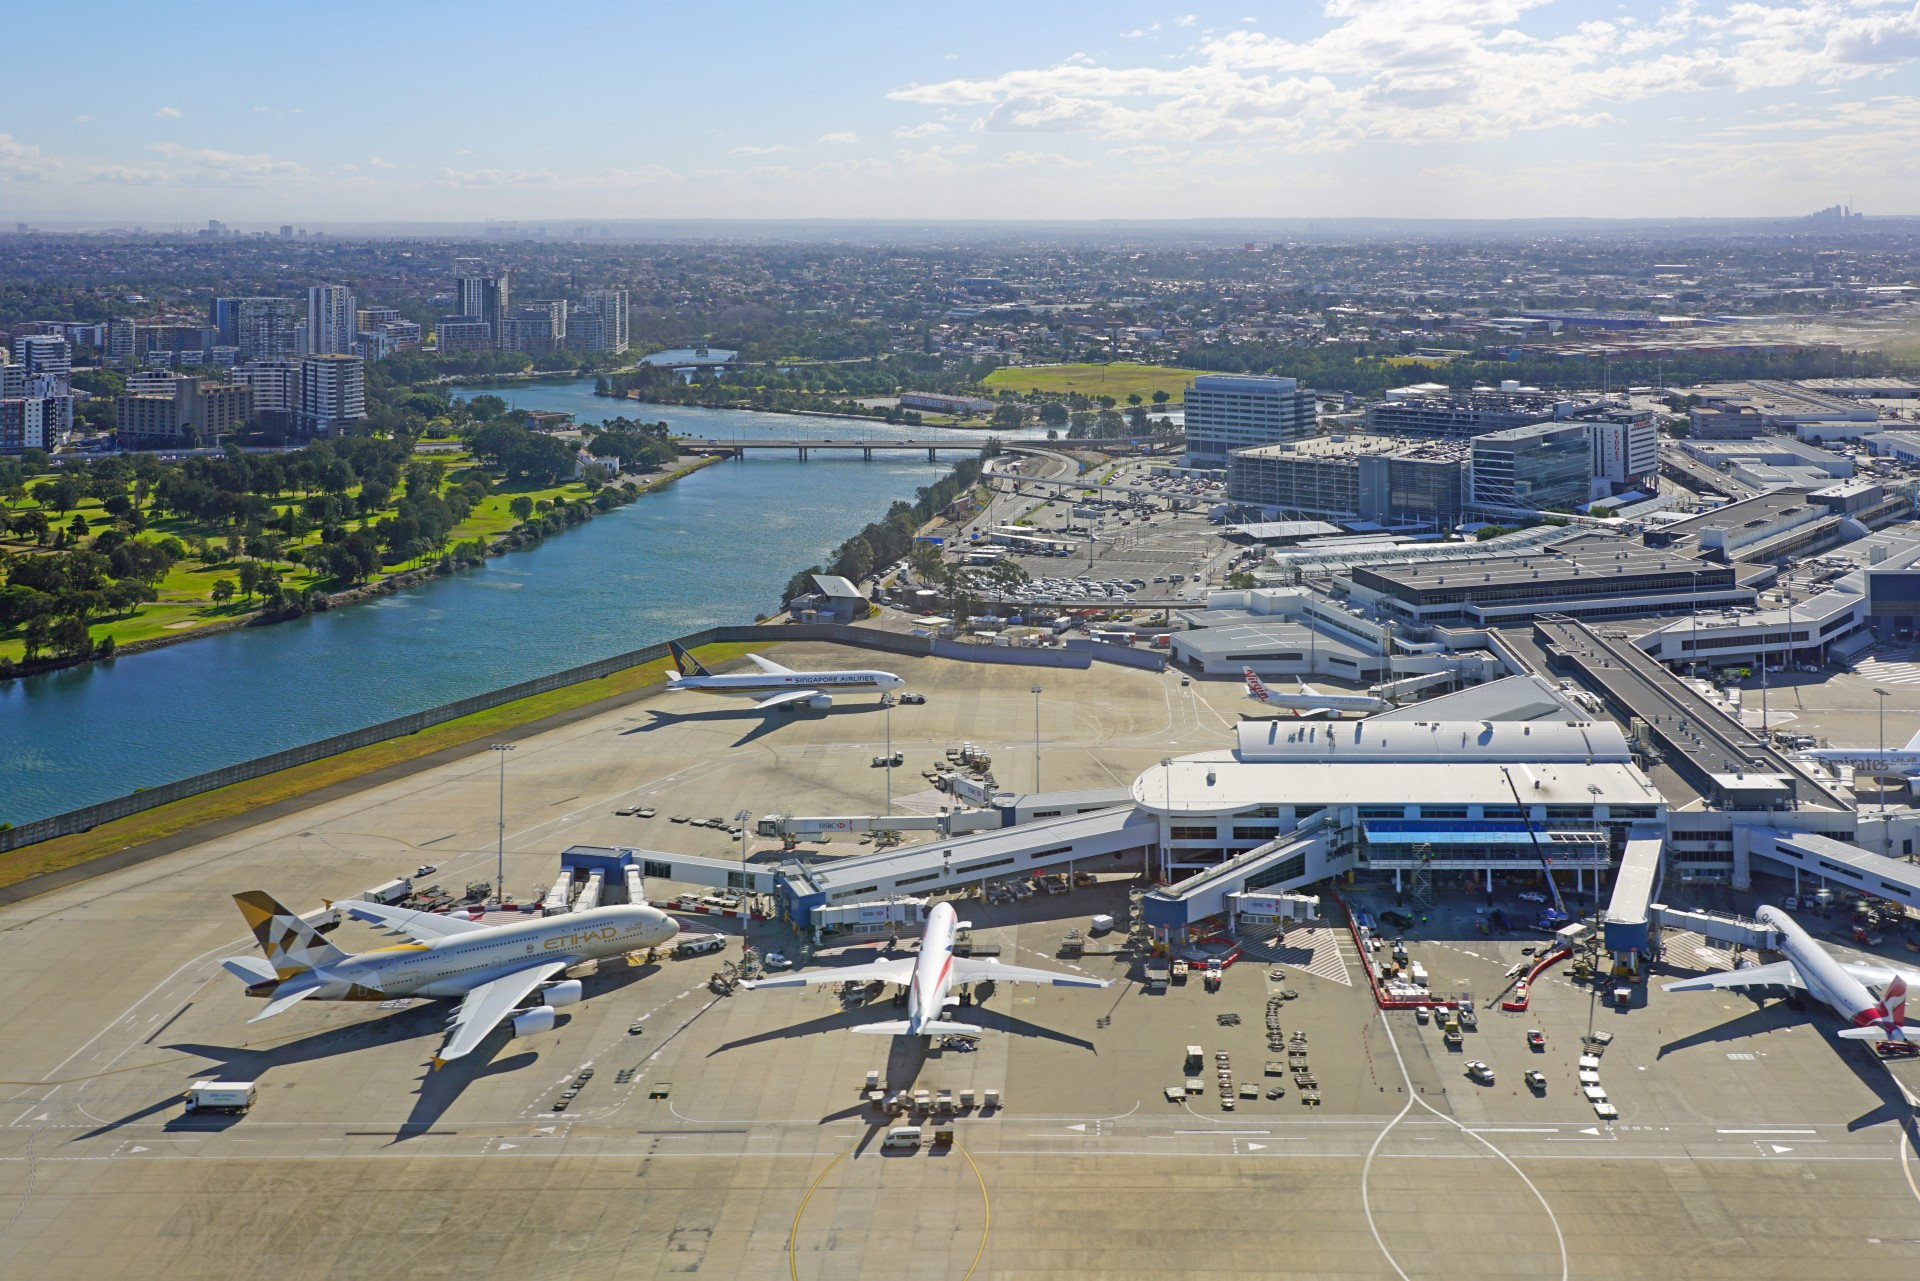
[667, 641, 904, 712]
[1663, 904, 1917, 1046]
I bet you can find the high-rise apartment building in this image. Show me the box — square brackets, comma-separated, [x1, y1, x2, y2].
[455, 272, 510, 346]
[232, 359, 302, 429]
[1586, 409, 1660, 498]
[1184, 374, 1316, 468]
[568, 288, 630, 354]
[435, 317, 493, 352]
[299, 354, 367, 436]
[236, 297, 300, 361]
[306, 284, 358, 355]
[1468, 420, 1593, 515]
[115, 375, 252, 446]
[210, 297, 242, 347]
[0, 394, 73, 452]
[499, 301, 566, 356]
[15, 334, 71, 380]
[106, 316, 138, 368]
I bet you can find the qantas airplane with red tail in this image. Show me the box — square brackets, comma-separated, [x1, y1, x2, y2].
[1663, 904, 1917, 1047]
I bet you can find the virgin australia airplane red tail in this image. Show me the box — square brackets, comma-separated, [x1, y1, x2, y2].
[740, 901, 1109, 1036]
[667, 641, 903, 712]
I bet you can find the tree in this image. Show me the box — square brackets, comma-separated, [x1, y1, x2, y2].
[22, 616, 50, 662]
[50, 616, 91, 658]
[34, 473, 85, 514]
[210, 578, 235, 604]
[908, 544, 943, 583]
[237, 560, 264, 602]
[509, 495, 535, 524]
[1038, 401, 1069, 427]
[1151, 390, 1171, 406]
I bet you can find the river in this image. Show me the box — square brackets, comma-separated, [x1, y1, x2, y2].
[0, 382, 1032, 827]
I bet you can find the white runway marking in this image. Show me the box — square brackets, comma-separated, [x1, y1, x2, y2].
[1852, 657, 1920, 686]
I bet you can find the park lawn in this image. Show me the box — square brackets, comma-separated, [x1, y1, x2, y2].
[1383, 355, 1455, 367]
[981, 362, 1201, 403]
[445, 476, 597, 544]
[0, 641, 766, 892]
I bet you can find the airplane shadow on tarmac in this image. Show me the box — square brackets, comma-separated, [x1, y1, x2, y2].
[707, 999, 1097, 1057]
[1657, 993, 1918, 1132]
[624, 701, 886, 748]
[71, 961, 670, 1145]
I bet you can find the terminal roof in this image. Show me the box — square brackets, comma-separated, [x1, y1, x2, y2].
[1233, 716, 1632, 764]
[1369, 674, 1589, 723]
[1132, 756, 1662, 816]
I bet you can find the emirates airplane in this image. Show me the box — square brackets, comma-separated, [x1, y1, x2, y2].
[667, 641, 904, 712]
[741, 901, 1109, 1037]
[1663, 904, 1916, 1046]
[221, 891, 679, 1068]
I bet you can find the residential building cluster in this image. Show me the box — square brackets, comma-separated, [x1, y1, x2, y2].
[441, 265, 628, 356]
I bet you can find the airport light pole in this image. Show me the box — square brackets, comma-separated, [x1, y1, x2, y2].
[1876, 688, 1892, 845]
[1031, 685, 1043, 794]
[884, 697, 894, 816]
[490, 743, 516, 904]
[735, 809, 753, 885]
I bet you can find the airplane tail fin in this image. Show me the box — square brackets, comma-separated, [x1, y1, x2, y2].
[1883, 974, 1908, 1028]
[1299, 679, 1319, 696]
[232, 891, 348, 980]
[851, 1019, 983, 1038]
[1905, 727, 1920, 752]
[1242, 667, 1270, 703]
[667, 640, 711, 679]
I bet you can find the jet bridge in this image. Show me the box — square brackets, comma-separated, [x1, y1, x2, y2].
[1649, 904, 1781, 953]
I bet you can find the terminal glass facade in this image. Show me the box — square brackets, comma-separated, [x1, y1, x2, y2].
[1185, 374, 1315, 468]
[1470, 421, 1591, 514]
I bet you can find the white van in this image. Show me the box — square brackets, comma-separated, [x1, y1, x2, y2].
[882, 1125, 923, 1150]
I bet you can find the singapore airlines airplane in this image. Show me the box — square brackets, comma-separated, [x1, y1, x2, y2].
[740, 900, 1109, 1037]
[667, 640, 904, 712]
[1663, 904, 1917, 1045]
[1243, 668, 1390, 718]
[220, 891, 679, 1068]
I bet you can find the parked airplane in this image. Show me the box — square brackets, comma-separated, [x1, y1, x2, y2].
[1794, 727, 1920, 786]
[220, 891, 679, 1068]
[1243, 668, 1390, 718]
[740, 900, 1109, 1036]
[667, 641, 904, 712]
[1662, 904, 1917, 1044]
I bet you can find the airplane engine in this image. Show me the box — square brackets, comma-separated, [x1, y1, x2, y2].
[806, 694, 833, 710]
[512, 1006, 557, 1037]
[543, 979, 584, 1008]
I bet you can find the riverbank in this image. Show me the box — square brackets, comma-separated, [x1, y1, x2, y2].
[0, 639, 762, 898]
[0, 452, 728, 684]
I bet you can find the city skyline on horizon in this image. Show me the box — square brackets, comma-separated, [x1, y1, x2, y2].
[3, 0, 1919, 224]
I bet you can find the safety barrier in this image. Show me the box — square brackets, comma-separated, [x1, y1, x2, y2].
[1498, 948, 1572, 1012]
[1332, 893, 1457, 1013]
[0, 621, 1099, 856]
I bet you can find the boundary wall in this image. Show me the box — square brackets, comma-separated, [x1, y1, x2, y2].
[1, 623, 1118, 856]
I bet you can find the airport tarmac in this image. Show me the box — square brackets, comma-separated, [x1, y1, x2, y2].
[3, 650, 1920, 1278]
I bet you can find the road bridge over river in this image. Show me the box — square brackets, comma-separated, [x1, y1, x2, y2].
[678, 434, 1181, 461]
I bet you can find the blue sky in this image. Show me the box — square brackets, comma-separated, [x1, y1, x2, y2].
[3, 0, 1918, 223]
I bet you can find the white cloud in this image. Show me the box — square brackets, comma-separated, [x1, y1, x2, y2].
[1174, 13, 1197, 26]
[147, 142, 306, 177]
[154, 106, 182, 119]
[73, 114, 91, 124]
[818, 130, 859, 144]
[728, 142, 798, 155]
[368, 156, 397, 169]
[993, 149, 1091, 168]
[0, 134, 59, 180]
[886, 1, 1920, 151]
[432, 166, 559, 188]
[894, 121, 948, 138]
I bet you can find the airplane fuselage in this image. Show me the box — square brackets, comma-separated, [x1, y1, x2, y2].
[245, 906, 677, 1002]
[906, 902, 962, 1035]
[1756, 905, 1882, 1027]
[669, 670, 902, 699]
[1797, 750, 1920, 778]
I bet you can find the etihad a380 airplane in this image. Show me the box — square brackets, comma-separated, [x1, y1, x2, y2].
[1663, 904, 1917, 1046]
[667, 640, 904, 712]
[1794, 727, 1920, 788]
[741, 901, 1109, 1037]
[221, 891, 679, 1068]
[1243, 668, 1390, 718]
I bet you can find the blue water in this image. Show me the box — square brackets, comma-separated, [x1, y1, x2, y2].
[0, 382, 1008, 826]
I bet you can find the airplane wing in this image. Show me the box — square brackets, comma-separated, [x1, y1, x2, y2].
[747, 653, 793, 675]
[752, 688, 826, 711]
[740, 957, 916, 990]
[434, 960, 569, 1067]
[247, 978, 325, 1022]
[1838, 962, 1920, 989]
[952, 957, 1112, 988]
[344, 900, 492, 944]
[1293, 707, 1339, 720]
[1661, 960, 1805, 993]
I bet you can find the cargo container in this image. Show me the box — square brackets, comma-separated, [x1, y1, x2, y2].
[184, 1081, 256, 1113]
